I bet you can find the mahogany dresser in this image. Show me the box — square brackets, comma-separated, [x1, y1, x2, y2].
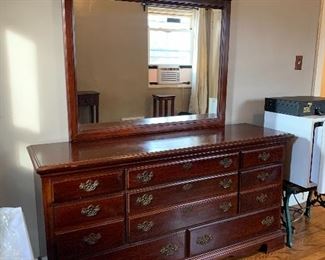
[28, 124, 293, 260]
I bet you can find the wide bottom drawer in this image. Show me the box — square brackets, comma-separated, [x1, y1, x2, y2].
[188, 207, 281, 257]
[128, 194, 237, 242]
[91, 231, 186, 260]
[56, 220, 124, 258]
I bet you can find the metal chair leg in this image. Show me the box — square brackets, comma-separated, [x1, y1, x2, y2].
[283, 190, 293, 248]
[304, 190, 313, 218]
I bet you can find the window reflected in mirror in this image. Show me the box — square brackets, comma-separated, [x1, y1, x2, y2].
[73, 0, 222, 124]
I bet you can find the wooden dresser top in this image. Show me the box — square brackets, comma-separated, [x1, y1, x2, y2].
[28, 124, 293, 175]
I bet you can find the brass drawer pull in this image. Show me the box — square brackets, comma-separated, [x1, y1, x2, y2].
[137, 220, 154, 232]
[81, 204, 101, 217]
[258, 152, 271, 162]
[79, 179, 99, 192]
[137, 170, 154, 184]
[196, 234, 213, 245]
[256, 193, 268, 203]
[136, 194, 153, 206]
[257, 172, 270, 182]
[219, 178, 232, 189]
[160, 243, 179, 256]
[261, 216, 274, 227]
[219, 201, 232, 212]
[83, 233, 102, 245]
[219, 157, 233, 168]
[182, 183, 193, 191]
[183, 162, 193, 170]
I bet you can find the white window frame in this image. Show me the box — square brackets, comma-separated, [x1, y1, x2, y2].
[148, 7, 194, 88]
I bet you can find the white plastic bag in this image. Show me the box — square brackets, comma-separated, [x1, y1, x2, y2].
[0, 207, 34, 260]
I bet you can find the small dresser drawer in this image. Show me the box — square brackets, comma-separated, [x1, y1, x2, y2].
[128, 173, 238, 215]
[52, 170, 124, 203]
[128, 194, 237, 242]
[240, 164, 282, 191]
[240, 185, 282, 213]
[95, 231, 186, 260]
[54, 194, 125, 229]
[241, 145, 284, 169]
[56, 220, 124, 258]
[127, 153, 239, 189]
[188, 208, 280, 257]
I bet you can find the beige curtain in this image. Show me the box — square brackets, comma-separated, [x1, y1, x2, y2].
[208, 9, 222, 100]
[189, 9, 222, 114]
[189, 9, 208, 114]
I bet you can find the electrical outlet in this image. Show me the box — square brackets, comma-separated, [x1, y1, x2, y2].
[295, 55, 303, 70]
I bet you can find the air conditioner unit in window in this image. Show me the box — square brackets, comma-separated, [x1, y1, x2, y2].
[158, 65, 180, 84]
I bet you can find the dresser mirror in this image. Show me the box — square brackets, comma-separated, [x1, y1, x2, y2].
[62, 0, 231, 141]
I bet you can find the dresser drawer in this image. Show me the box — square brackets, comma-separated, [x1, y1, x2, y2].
[56, 220, 124, 258]
[127, 153, 239, 189]
[94, 231, 186, 260]
[54, 194, 125, 229]
[240, 164, 282, 191]
[240, 185, 282, 213]
[188, 208, 281, 257]
[128, 173, 238, 215]
[128, 194, 237, 242]
[241, 146, 284, 169]
[52, 170, 124, 203]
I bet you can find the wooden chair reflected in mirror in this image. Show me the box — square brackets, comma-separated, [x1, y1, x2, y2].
[152, 94, 176, 117]
[77, 91, 100, 123]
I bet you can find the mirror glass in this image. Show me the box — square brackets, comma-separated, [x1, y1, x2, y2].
[73, 0, 222, 125]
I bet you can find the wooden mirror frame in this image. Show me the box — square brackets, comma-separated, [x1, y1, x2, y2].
[62, 0, 231, 141]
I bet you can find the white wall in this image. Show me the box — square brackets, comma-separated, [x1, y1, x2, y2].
[0, 0, 68, 256]
[227, 0, 321, 125]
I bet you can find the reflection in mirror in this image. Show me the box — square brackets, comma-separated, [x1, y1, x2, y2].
[73, 0, 222, 124]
